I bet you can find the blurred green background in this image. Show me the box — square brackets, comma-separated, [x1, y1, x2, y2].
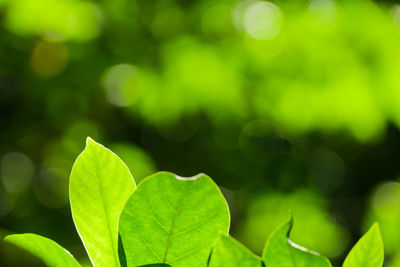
[1, 0, 400, 265]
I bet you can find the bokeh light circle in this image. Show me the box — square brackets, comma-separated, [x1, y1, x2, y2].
[1, 152, 34, 193]
[243, 1, 282, 40]
[102, 64, 139, 107]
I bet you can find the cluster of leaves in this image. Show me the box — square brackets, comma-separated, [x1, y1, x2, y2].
[4, 138, 385, 266]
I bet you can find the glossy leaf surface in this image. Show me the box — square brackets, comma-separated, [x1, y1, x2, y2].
[263, 218, 332, 267]
[4, 233, 80, 267]
[343, 223, 384, 267]
[70, 137, 136, 266]
[209, 234, 262, 267]
[119, 172, 230, 267]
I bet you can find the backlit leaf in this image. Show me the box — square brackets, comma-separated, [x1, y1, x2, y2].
[4, 233, 80, 267]
[262, 217, 332, 267]
[70, 137, 136, 267]
[119, 172, 230, 267]
[209, 234, 262, 267]
[343, 223, 383, 267]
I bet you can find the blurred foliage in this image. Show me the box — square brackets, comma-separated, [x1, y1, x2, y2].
[235, 189, 350, 258]
[2, 0, 400, 266]
[364, 181, 400, 257]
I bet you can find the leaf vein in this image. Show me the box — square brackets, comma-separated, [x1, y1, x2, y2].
[163, 182, 190, 263]
[131, 215, 163, 262]
[174, 209, 222, 237]
[143, 196, 170, 234]
[157, 178, 176, 212]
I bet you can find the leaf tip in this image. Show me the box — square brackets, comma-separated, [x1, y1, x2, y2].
[85, 137, 103, 151]
[365, 222, 382, 241]
[370, 222, 384, 245]
[371, 222, 380, 232]
[86, 136, 95, 146]
[3, 234, 22, 246]
[288, 210, 293, 222]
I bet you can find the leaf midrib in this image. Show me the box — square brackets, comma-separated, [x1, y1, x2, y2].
[162, 183, 190, 263]
[359, 237, 379, 267]
[92, 152, 119, 267]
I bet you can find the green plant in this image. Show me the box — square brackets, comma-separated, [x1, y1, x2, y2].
[4, 138, 385, 266]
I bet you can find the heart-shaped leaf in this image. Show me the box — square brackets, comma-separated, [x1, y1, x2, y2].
[70, 137, 136, 266]
[4, 233, 80, 267]
[208, 234, 262, 267]
[342, 223, 383, 267]
[119, 172, 230, 266]
[263, 217, 332, 267]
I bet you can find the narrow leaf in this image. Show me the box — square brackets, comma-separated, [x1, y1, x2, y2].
[209, 235, 262, 267]
[119, 172, 230, 267]
[262, 217, 332, 267]
[343, 223, 384, 267]
[70, 137, 136, 267]
[4, 233, 80, 267]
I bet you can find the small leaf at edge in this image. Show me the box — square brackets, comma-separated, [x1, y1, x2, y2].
[262, 216, 332, 267]
[342, 223, 384, 267]
[4, 233, 81, 267]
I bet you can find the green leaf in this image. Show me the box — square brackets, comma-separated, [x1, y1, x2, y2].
[4, 233, 80, 267]
[262, 217, 332, 267]
[119, 172, 230, 267]
[342, 223, 384, 267]
[138, 265, 171, 267]
[208, 235, 262, 267]
[70, 137, 136, 267]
